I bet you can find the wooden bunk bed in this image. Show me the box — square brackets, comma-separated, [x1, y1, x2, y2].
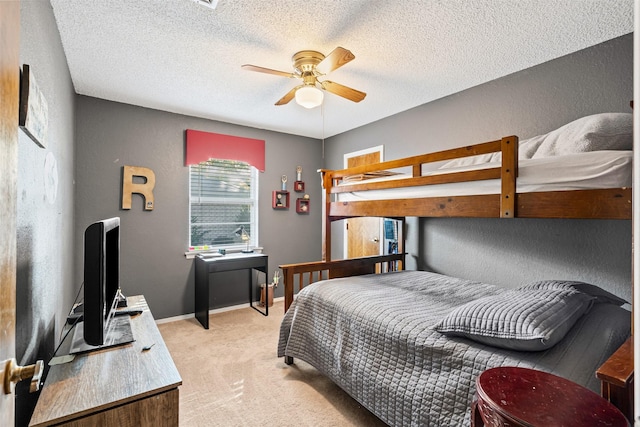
[282, 133, 631, 311]
[278, 113, 633, 425]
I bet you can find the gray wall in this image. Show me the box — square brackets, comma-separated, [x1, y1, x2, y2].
[13, 3, 633, 423]
[17, 1, 76, 425]
[74, 97, 323, 319]
[325, 34, 633, 301]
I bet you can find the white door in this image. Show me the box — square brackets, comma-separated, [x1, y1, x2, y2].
[0, 1, 20, 424]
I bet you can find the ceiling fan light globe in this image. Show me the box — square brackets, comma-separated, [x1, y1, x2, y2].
[295, 86, 323, 109]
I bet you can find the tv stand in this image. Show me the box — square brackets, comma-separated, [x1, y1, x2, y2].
[29, 296, 181, 427]
[115, 287, 128, 307]
[68, 314, 134, 354]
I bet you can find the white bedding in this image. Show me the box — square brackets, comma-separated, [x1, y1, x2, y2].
[337, 150, 632, 202]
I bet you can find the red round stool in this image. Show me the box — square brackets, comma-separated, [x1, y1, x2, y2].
[471, 366, 629, 426]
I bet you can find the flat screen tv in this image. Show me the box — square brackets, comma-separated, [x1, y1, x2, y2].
[70, 217, 133, 353]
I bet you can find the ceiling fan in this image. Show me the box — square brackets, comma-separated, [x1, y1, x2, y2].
[242, 47, 366, 109]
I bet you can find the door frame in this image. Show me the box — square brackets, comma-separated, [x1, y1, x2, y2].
[343, 145, 384, 257]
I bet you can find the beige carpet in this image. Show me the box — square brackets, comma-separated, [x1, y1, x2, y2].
[158, 301, 388, 427]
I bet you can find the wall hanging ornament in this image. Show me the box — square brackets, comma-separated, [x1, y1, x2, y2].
[121, 165, 156, 210]
[294, 166, 304, 192]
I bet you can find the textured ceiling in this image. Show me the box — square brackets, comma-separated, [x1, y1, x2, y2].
[50, 0, 633, 139]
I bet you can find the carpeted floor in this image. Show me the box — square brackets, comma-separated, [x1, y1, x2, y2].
[158, 301, 388, 427]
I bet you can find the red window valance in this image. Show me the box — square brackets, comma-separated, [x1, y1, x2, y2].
[185, 129, 265, 171]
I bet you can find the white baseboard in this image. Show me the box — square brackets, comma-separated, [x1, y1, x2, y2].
[155, 296, 284, 324]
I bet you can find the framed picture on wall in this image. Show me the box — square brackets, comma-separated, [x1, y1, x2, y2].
[19, 64, 48, 148]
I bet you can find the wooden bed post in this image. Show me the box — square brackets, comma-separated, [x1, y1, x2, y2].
[283, 265, 295, 313]
[398, 217, 405, 270]
[500, 135, 518, 218]
[319, 169, 332, 261]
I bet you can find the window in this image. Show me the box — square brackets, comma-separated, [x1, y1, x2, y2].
[189, 159, 258, 251]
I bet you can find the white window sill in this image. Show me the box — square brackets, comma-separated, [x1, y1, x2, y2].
[184, 246, 264, 259]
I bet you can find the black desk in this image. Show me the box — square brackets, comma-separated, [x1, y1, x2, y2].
[195, 253, 268, 329]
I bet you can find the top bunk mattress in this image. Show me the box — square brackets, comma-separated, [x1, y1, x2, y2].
[337, 150, 632, 202]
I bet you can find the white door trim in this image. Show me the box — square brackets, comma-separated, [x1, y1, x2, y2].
[343, 146, 384, 256]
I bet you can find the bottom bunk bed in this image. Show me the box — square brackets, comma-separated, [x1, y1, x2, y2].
[277, 270, 630, 426]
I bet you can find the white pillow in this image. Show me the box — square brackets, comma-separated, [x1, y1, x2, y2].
[439, 113, 632, 169]
[532, 113, 632, 158]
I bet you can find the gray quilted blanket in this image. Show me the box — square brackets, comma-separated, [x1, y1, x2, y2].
[277, 271, 630, 426]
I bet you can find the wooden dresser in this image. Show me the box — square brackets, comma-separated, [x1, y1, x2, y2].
[29, 296, 182, 427]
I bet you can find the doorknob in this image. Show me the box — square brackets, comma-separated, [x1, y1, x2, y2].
[372, 237, 379, 243]
[2, 358, 44, 394]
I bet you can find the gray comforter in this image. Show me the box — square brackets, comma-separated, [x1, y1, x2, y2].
[277, 271, 630, 426]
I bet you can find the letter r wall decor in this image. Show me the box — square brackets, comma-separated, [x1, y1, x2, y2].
[122, 165, 156, 210]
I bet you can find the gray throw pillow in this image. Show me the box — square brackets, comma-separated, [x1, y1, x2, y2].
[434, 288, 593, 351]
[518, 280, 627, 306]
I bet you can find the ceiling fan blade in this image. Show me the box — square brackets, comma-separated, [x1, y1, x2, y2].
[275, 85, 302, 106]
[316, 47, 355, 75]
[320, 80, 366, 103]
[241, 64, 296, 78]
